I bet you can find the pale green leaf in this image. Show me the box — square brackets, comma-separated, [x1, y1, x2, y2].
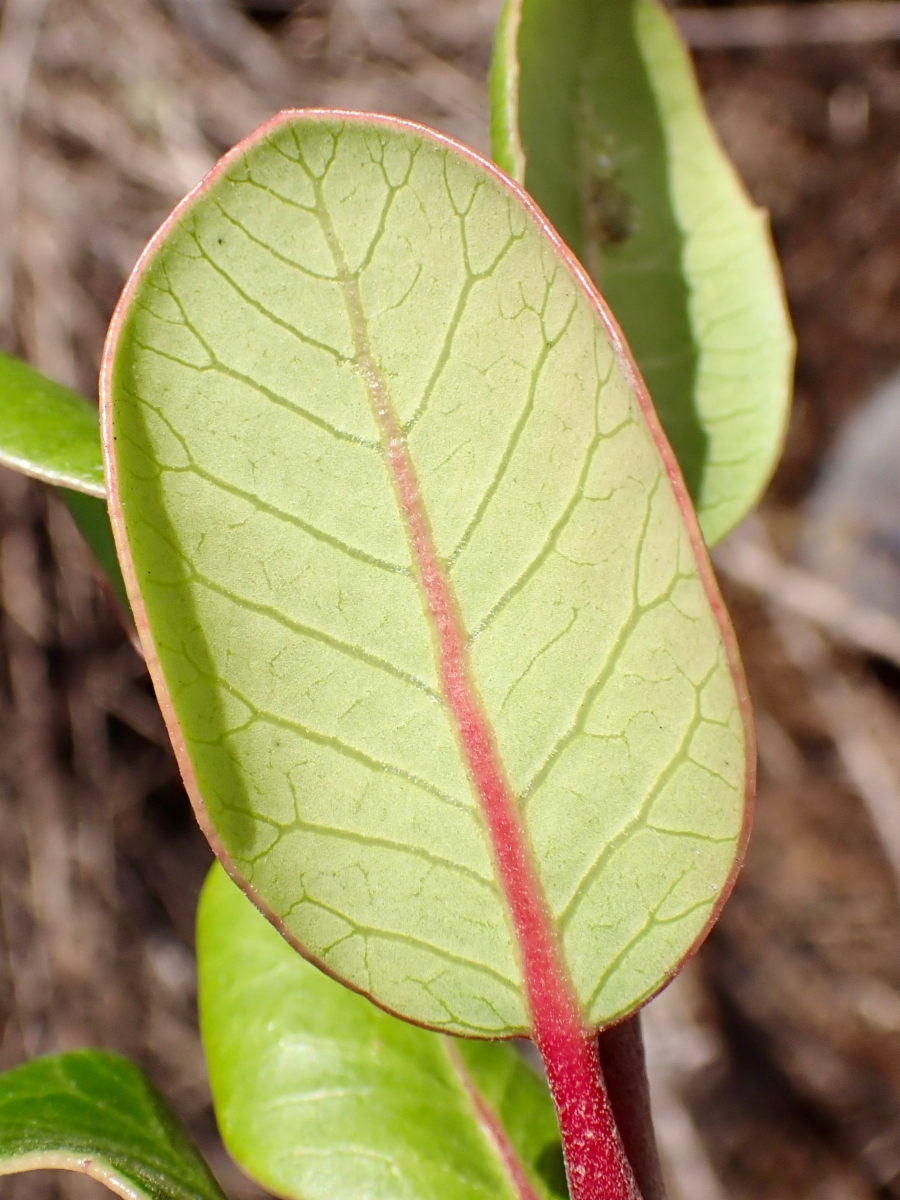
[490, 0, 794, 545]
[0, 350, 105, 496]
[199, 862, 563, 1200]
[105, 112, 750, 1035]
[0, 1051, 226, 1200]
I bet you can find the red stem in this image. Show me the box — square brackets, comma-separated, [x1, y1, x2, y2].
[598, 1015, 667, 1200]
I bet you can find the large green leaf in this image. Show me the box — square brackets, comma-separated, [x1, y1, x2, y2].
[490, 0, 794, 546]
[199, 861, 562, 1200]
[0, 1051, 226, 1200]
[103, 112, 751, 1038]
[0, 350, 105, 495]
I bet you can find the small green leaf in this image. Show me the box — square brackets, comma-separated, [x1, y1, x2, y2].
[105, 112, 750, 1038]
[490, 0, 794, 545]
[0, 1050, 226, 1200]
[0, 352, 132, 619]
[199, 862, 563, 1200]
[0, 350, 105, 496]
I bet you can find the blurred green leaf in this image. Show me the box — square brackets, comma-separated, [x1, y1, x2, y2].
[198, 863, 563, 1200]
[0, 1050, 226, 1200]
[490, 0, 794, 545]
[0, 351, 105, 496]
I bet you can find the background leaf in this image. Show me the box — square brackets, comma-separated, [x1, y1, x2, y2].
[199, 862, 563, 1200]
[490, 0, 794, 546]
[105, 112, 750, 1037]
[0, 352, 130, 614]
[0, 1050, 226, 1200]
[0, 350, 106, 496]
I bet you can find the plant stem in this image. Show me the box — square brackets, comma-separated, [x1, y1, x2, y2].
[535, 1020, 642, 1200]
[598, 1014, 666, 1200]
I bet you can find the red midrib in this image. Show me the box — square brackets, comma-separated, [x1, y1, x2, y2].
[446, 1041, 543, 1200]
[340, 263, 639, 1200]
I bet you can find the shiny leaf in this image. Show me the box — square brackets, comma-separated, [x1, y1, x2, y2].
[0, 351, 130, 616]
[199, 862, 562, 1200]
[104, 111, 751, 1037]
[0, 1051, 225, 1200]
[490, 0, 794, 545]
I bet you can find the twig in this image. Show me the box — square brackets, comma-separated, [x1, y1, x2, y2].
[713, 519, 900, 672]
[675, 2, 900, 49]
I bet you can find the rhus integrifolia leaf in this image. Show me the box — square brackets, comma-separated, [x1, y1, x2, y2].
[103, 111, 752, 1046]
[490, 0, 794, 545]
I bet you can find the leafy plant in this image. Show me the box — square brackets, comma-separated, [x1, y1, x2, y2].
[0, 2, 793, 1199]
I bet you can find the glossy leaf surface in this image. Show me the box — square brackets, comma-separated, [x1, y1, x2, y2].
[199, 863, 561, 1200]
[0, 350, 105, 496]
[0, 1051, 225, 1200]
[105, 112, 750, 1037]
[490, 0, 793, 546]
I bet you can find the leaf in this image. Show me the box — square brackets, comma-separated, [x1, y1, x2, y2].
[0, 1050, 226, 1200]
[199, 861, 564, 1200]
[103, 112, 752, 1040]
[0, 350, 105, 495]
[0, 351, 131, 616]
[490, 0, 794, 546]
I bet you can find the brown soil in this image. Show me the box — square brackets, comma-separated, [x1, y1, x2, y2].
[3, 3, 900, 1199]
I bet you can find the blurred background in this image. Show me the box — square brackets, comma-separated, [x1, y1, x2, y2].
[2, 0, 900, 1197]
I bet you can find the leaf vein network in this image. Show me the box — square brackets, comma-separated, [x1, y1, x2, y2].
[190, 569, 436, 697]
[556, 685, 713, 932]
[276, 808, 496, 890]
[446, 290, 579, 567]
[467, 384, 625, 642]
[211, 673, 470, 813]
[131, 391, 396, 570]
[283, 895, 520, 994]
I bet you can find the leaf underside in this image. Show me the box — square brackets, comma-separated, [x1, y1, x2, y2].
[0, 1051, 226, 1200]
[106, 112, 748, 1036]
[199, 863, 562, 1200]
[490, 0, 794, 546]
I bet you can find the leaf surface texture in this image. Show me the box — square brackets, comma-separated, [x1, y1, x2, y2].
[106, 114, 749, 1034]
[0, 1051, 225, 1200]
